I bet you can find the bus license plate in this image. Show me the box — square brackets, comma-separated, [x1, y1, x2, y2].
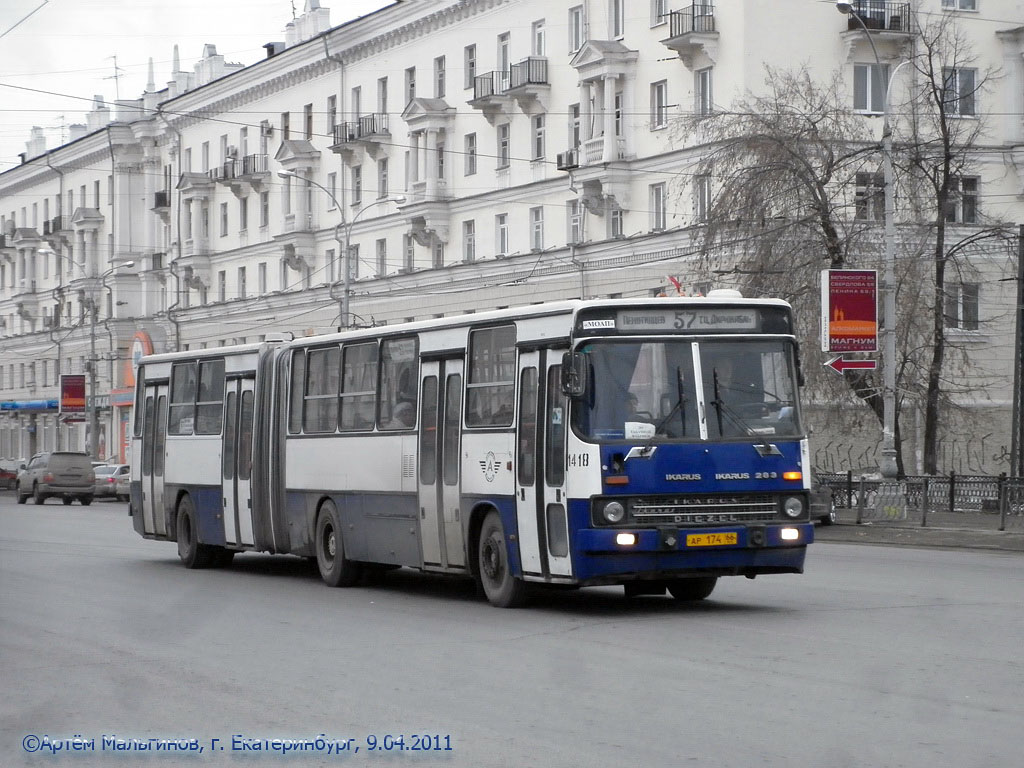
[686, 532, 738, 547]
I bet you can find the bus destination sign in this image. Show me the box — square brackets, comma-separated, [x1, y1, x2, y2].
[615, 308, 759, 332]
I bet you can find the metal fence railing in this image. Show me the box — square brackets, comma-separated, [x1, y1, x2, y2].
[818, 471, 1024, 531]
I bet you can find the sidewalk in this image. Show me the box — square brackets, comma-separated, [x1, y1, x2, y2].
[814, 513, 1024, 553]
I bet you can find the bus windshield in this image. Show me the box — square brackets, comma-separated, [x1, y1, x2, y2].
[571, 339, 801, 441]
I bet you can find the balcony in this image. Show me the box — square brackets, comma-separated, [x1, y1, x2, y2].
[661, 4, 720, 67]
[840, 2, 913, 59]
[223, 153, 270, 196]
[153, 190, 170, 209]
[329, 115, 390, 159]
[845, 1, 909, 32]
[506, 57, 549, 111]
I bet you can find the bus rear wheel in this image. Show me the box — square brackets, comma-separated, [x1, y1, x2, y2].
[315, 501, 361, 587]
[176, 495, 215, 569]
[478, 510, 529, 608]
[667, 577, 718, 601]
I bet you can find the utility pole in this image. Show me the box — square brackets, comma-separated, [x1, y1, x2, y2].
[1010, 224, 1024, 477]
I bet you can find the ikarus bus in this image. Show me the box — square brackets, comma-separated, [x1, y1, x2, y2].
[129, 294, 813, 607]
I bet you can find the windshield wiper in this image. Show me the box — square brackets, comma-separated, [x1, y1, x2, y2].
[653, 367, 688, 437]
[711, 370, 783, 455]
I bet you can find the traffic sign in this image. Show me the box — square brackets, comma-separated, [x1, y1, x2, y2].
[825, 356, 878, 375]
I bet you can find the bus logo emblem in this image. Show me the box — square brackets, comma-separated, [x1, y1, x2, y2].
[480, 452, 499, 482]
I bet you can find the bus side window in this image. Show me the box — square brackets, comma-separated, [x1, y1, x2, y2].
[466, 325, 515, 427]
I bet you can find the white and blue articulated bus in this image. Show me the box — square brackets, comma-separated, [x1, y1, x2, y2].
[129, 294, 813, 607]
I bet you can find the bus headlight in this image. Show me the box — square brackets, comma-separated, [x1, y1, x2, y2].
[602, 501, 626, 524]
[781, 496, 805, 519]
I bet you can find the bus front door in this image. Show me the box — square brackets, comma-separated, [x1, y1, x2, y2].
[222, 377, 256, 548]
[515, 350, 572, 579]
[140, 384, 168, 536]
[417, 358, 466, 570]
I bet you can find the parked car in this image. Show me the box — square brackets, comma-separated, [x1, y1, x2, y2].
[115, 467, 130, 502]
[94, 463, 130, 501]
[0, 459, 25, 490]
[16, 452, 96, 505]
[810, 475, 837, 525]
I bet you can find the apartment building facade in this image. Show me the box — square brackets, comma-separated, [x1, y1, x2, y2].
[1, 0, 1021, 472]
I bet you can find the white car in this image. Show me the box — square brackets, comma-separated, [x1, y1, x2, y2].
[94, 464, 130, 501]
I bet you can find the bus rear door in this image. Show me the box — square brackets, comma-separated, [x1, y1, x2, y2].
[222, 377, 256, 548]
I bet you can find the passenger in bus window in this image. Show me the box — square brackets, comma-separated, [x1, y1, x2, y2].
[388, 401, 416, 429]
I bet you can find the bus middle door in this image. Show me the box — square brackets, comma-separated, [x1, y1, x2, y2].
[222, 376, 256, 548]
[140, 383, 168, 536]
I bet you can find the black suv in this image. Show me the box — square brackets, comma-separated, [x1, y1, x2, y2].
[16, 452, 96, 506]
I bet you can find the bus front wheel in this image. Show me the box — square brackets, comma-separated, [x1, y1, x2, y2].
[315, 501, 361, 587]
[477, 510, 529, 608]
[667, 576, 718, 601]
[176, 496, 215, 569]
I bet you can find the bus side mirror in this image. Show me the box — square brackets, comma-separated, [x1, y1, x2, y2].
[561, 352, 587, 398]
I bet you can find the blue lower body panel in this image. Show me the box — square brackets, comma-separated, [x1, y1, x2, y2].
[570, 523, 813, 584]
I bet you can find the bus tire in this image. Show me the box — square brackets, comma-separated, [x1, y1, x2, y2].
[176, 495, 215, 569]
[477, 510, 529, 608]
[667, 577, 718, 601]
[315, 501, 361, 587]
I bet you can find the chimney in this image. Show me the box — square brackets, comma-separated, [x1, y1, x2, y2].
[68, 124, 88, 141]
[86, 95, 111, 131]
[25, 126, 47, 159]
[264, 42, 286, 58]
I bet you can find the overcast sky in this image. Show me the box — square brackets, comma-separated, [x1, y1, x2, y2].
[0, 0, 392, 171]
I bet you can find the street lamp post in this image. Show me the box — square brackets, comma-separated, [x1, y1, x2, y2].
[837, 1, 907, 478]
[87, 262, 134, 460]
[277, 169, 404, 328]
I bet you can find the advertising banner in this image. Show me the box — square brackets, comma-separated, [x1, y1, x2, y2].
[821, 269, 878, 353]
[60, 374, 86, 421]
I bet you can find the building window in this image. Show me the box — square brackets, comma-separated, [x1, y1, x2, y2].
[650, 182, 667, 230]
[239, 197, 248, 231]
[403, 234, 415, 272]
[530, 207, 544, 250]
[258, 262, 267, 294]
[532, 20, 546, 56]
[694, 175, 711, 223]
[497, 32, 510, 73]
[944, 283, 980, 330]
[327, 95, 337, 132]
[609, 206, 623, 238]
[465, 133, 477, 175]
[943, 67, 977, 116]
[854, 63, 889, 114]
[351, 86, 361, 120]
[651, 0, 668, 26]
[281, 175, 292, 216]
[855, 172, 884, 221]
[432, 239, 445, 268]
[327, 172, 337, 208]
[567, 200, 582, 244]
[496, 213, 509, 256]
[352, 165, 362, 205]
[568, 6, 584, 53]
[377, 77, 388, 114]
[376, 239, 387, 276]
[377, 159, 388, 198]
[260, 192, 269, 228]
[434, 56, 446, 98]
[941, 0, 977, 9]
[609, 0, 624, 38]
[532, 114, 546, 160]
[201, 141, 210, 172]
[945, 176, 979, 224]
[220, 202, 228, 237]
[570, 103, 581, 147]
[462, 220, 476, 262]
[304, 103, 313, 140]
[405, 67, 416, 102]
[464, 45, 477, 89]
[651, 80, 668, 129]
[217, 271, 227, 302]
[238, 267, 247, 299]
[281, 112, 290, 140]
[497, 123, 510, 168]
[696, 68, 713, 116]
